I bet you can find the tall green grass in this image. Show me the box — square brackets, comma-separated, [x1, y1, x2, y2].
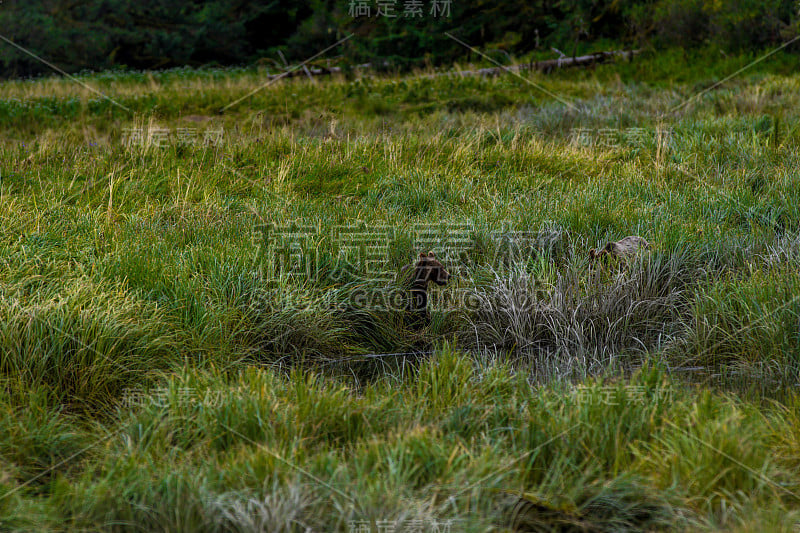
[2, 51, 800, 530]
[3, 355, 800, 530]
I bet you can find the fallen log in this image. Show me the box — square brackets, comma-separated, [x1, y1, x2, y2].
[258, 49, 639, 81]
[450, 49, 640, 77]
[531, 49, 639, 73]
[261, 62, 381, 80]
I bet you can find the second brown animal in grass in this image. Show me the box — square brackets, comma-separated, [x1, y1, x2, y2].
[589, 235, 650, 263]
[399, 252, 451, 329]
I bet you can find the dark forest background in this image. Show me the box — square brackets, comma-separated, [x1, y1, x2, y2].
[1, 0, 799, 79]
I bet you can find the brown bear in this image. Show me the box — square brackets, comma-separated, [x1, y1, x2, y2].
[399, 251, 451, 329]
[589, 235, 650, 263]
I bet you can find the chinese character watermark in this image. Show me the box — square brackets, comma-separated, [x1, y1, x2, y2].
[413, 222, 473, 273]
[121, 126, 224, 148]
[334, 222, 395, 282]
[571, 385, 671, 407]
[568, 126, 673, 149]
[252, 219, 567, 290]
[121, 386, 224, 408]
[349, 0, 451, 17]
[254, 222, 322, 283]
[348, 519, 458, 533]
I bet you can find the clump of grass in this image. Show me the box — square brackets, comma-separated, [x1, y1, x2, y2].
[32, 353, 800, 532]
[205, 483, 321, 533]
[0, 278, 181, 411]
[501, 475, 675, 532]
[763, 230, 800, 267]
[0, 386, 86, 492]
[238, 284, 356, 365]
[677, 268, 800, 367]
[461, 249, 695, 378]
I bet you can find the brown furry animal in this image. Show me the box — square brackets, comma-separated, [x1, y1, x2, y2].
[399, 252, 451, 328]
[589, 236, 650, 263]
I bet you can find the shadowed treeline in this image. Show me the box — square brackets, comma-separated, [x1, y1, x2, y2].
[1, 0, 799, 78]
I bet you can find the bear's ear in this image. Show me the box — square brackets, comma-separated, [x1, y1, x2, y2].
[427, 251, 436, 258]
[419, 252, 427, 258]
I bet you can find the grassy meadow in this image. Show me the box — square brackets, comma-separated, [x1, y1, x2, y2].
[1, 48, 800, 531]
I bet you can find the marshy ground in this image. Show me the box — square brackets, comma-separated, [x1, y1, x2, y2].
[1, 50, 800, 531]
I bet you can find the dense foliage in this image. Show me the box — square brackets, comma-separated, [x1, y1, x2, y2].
[1, 0, 799, 78]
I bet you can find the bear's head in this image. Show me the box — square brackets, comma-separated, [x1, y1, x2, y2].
[414, 251, 451, 286]
[588, 248, 607, 262]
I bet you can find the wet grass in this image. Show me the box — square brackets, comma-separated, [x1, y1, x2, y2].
[1, 49, 800, 530]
